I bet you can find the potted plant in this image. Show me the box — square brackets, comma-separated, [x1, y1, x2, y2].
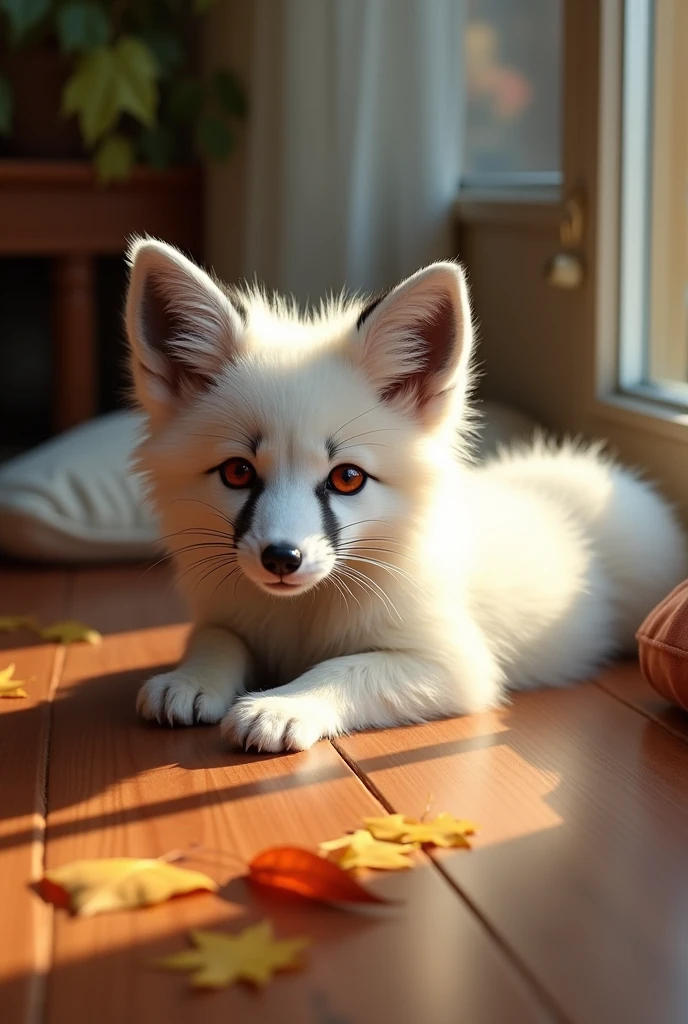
[0, 0, 246, 182]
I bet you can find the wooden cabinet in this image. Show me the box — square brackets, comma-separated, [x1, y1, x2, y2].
[0, 162, 203, 432]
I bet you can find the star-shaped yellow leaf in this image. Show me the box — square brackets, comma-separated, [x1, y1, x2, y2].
[156, 921, 310, 988]
[319, 829, 418, 870]
[40, 857, 218, 917]
[0, 663, 30, 698]
[0, 615, 38, 633]
[364, 812, 478, 849]
[40, 620, 102, 645]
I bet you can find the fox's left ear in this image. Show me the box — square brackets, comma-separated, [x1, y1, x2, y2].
[353, 262, 473, 425]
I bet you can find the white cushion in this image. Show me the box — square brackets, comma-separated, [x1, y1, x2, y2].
[0, 401, 540, 564]
[0, 411, 158, 563]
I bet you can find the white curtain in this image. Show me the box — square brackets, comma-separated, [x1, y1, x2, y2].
[211, 0, 466, 303]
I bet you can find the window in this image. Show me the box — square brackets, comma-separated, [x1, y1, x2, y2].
[617, 0, 688, 404]
[463, 0, 563, 188]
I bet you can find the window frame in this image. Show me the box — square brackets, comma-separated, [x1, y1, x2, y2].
[593, 0, 688, 444]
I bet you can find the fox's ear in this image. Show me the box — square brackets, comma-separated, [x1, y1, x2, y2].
[353, 262, 473, 425]
[125, 238, 244, 418]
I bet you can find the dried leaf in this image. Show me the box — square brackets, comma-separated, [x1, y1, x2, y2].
[364, 812, 477, 849]
[0, 663, 30, 698]
[156, 920, 309, 988]
[40, 620, 102, 645]
[40, 857, 217, 917]
[248, 846, 389, 904]
[0, 615, 38, 633]
[319, 829, 418, 871]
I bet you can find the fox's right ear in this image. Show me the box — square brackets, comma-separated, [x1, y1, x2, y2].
[125, 238, 244, 419]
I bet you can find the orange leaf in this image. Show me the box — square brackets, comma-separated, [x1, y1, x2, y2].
[38, 877, 72, 910]
[247, 846, 389, 904]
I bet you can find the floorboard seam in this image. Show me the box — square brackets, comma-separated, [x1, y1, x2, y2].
[26, 641, 65, 1024]
[593, 679, 688, 746]
[28, 571, 73, 1024]
[330, 738, 574, 1024]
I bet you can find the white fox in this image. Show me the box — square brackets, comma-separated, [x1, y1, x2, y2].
[125, 239, 686, 752]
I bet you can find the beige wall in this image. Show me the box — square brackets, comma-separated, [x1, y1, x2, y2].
[459, 218, 589, 436]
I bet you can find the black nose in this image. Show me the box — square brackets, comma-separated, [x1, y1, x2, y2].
[261, 543, 302, 576]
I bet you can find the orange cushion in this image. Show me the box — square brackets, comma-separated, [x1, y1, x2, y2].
[637, 579, 688, 710]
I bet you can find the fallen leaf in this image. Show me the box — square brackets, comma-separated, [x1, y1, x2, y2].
[156, 920, 309, 988]
[0, 663, 30, 698]
[248, 846, 389, 904]
[40, 620, 102, 645]
[40, 857, 218, 916]
[319, 829, 418, 870]
[364, 812, 477, 849]
[0, 615, 38, 633]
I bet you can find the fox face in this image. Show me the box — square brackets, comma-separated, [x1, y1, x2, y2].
[125, 239, 474, 609]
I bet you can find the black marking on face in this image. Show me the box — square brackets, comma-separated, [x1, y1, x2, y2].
[248, 431, 263, 457]
[356, 288, 391, 331]
[232, 480, 265, 545]
[315, 482, 340, 550]
[325, 436, 337, 460]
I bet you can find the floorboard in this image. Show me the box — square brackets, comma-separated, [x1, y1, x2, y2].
[596, 660, 688, 745]
[0, 568, 69, 1024]
[338, 675, 688, 1024]
[6, 563, 688, 1024]
[38, 568, 555, 1024]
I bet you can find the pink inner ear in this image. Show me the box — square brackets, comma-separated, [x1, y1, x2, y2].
[140, 274, 214, 396]
[381, 296, 457, 405]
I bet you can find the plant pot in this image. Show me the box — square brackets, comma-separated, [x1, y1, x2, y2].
[1, 47, 83, 159]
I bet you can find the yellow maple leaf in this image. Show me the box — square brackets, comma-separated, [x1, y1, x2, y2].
[41, 857, 217, 917]
[156, 921, 309, 988]
[319, 829, 418, 870]
[0, 615, 38, 633]
[364, 812, 478, 849]
[40, 620, 102, 646]
[0, 663, 30, 699]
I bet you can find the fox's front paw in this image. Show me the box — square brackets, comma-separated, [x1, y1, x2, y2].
[136, 670, 234, 726]
[221, 693, 342, 753]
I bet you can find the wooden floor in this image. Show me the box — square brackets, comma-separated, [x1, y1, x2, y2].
[2, 564, 688, 1024]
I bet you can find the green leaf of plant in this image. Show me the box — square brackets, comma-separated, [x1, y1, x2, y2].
[113, 36, 159, 127]
[140, 30, 184, 78]
[197, 114, 233, 160]
[57, 2, 110, 54]
[139, 124, 175, 169]
[169, 77, 203, 123]
[61, 37, 159, 145]
[212, 70, 246, 119]
[194, 0, 215, 13]
[94, 133, 135, 184]
[0, 0, 50, 42]
[61, 47, 120, 145]
[0, 74, 12, 136]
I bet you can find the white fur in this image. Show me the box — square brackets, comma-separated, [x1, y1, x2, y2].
[125, 239, 687, 752]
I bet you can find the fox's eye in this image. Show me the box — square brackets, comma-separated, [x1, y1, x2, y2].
[219, 457, 256, 489]
[328, 464, 367, 495]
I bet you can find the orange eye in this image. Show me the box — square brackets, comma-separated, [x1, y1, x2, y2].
[328, 464, 367, 495]
[219, 457, 257, 490]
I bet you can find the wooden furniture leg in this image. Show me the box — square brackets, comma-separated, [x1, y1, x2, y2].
[52, 253, 97, 432]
